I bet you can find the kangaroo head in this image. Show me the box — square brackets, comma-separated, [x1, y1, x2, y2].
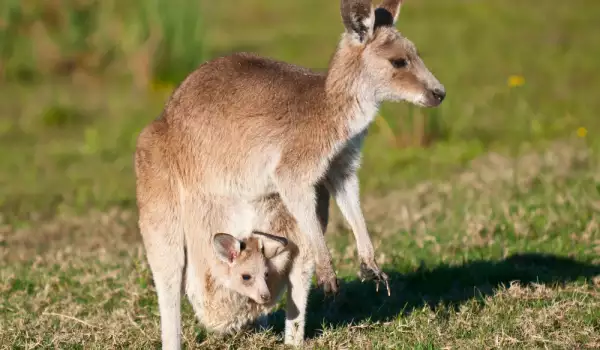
[332, 0, 445, 108]
[212, 231, 288, 304]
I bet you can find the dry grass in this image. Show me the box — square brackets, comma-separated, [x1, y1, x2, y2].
[2, 142, 599, 349]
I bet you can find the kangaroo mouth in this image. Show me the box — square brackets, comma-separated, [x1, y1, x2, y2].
[249, 295, 271, 305]
[423, 88, 446, 107]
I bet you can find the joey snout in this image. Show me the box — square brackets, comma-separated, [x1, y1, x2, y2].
[259, 292, 271, 303]
[253, 285, 271, 304]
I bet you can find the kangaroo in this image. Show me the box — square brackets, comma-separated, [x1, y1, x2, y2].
[134, 0, 445, 348]
[194, 230, 291, 335]
[198, 191, 329, 343]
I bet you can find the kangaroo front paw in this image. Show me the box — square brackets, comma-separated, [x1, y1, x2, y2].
[315, 264, 339, 295]
[358, 261, 390, 296]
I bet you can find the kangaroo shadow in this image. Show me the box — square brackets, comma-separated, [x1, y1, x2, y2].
[266, 253, 600, 338]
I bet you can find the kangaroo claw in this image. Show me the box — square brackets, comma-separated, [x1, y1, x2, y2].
[359, 261, 391, 296]
[316, 264, 339, 295]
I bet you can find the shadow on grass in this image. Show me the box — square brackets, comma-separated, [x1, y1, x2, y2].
[267, 253, 600, 338]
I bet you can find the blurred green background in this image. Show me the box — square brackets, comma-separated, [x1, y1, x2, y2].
[0, 0, 599, 224]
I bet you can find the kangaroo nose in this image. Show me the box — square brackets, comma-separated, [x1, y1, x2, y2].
[260, 293, 270, 302]
[432, 88, 446, 102]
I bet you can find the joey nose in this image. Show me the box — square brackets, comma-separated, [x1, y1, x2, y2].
[260, 293, 270, 302]
[432, 88, 446, 102]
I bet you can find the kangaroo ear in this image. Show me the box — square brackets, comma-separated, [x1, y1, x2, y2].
[340, 0, 375, 44]
[213, 233, 243, 264]
[252, 231, 288, 259]
[375, 0, 403, 27]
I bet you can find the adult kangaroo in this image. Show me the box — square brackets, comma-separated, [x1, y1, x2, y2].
[134, 0, 445, 347]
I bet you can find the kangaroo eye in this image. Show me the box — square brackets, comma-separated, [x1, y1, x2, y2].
[390, 59, 408, 68]
[242, 274, 252, 281]
[264, 271, 269, 278]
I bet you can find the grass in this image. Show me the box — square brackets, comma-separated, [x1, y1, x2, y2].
[0, 0, 205, 84]
[1, 0, 600, 348]
[2, 142, 599, 349]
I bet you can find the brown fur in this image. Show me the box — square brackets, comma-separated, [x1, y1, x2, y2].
[134, 0, 445, 348]
[189, 230, 290, 334]
[187, 201, 305, 336]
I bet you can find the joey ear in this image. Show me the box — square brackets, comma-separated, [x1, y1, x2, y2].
[375, 0, 403, 27]
[340, 0, 375, 44]
[252, 231, 289, 259]
[213, 233, 243, 264]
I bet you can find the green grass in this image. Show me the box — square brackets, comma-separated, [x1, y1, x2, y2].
[0, 0, 205, 84]
[1, 0, 600, 348]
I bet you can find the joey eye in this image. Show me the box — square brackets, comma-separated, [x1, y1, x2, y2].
[390, 59, 408, 69]
[242, 274, 252, 281]
[264, 271, 269, 278]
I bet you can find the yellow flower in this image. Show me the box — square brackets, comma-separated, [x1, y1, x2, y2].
[507, 75, 525, 88]
[577, 127, 587, 138]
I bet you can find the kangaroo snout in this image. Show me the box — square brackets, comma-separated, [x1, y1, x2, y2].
[431, 87, 446, 103]
[425, 86, 446, 107]
[258, 292, 271, 303]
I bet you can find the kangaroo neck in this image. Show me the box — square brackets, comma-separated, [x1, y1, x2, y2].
[325, 55, 380, 141]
